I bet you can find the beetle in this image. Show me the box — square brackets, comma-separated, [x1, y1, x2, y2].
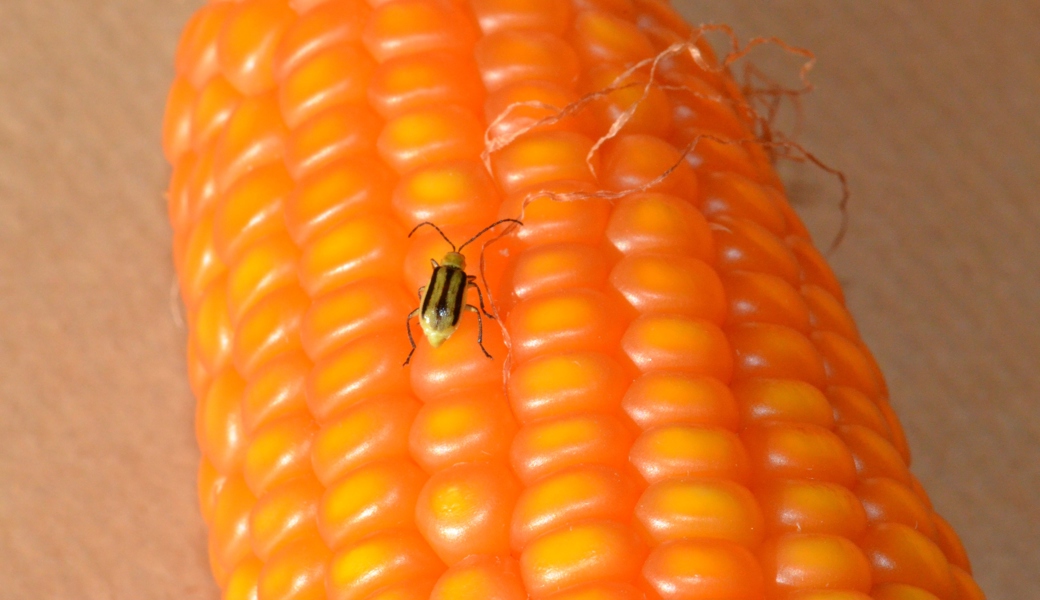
[403, 218, 523, 366]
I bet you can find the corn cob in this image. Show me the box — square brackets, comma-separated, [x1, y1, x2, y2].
[163, 1, 986, 599]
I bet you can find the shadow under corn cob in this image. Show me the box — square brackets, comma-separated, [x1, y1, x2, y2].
[162, 0, 985, 599]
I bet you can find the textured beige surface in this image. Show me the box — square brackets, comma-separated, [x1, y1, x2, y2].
[0, 1, 1036, 598]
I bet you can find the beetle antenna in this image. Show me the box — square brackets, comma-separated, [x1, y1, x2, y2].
[408, 221, 456, 251]
[457, 218, 524, 252]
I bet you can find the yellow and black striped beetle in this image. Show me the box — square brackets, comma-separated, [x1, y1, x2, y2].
[403, 218, 523, 366]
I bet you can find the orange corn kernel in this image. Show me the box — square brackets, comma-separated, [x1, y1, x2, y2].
[701, 172, 789, 235]
[788, 237, 846, 302]
[621, 372, 740, 431]
[191, 76, 244, 154]
[801, 284, 860, 340]
[571, 10, 655, 66]
[758, 534, 872, 598]
[757, 479, 867, 539]
[285, 157, 394, 245]
[212, 94, 287, 194]
[731, 378, 835, 429]
[477, 30, 581, 92]
[932, 513, 972, 572]
[197, 369, 248, 475]
[471, 0, 573, 36]
[951, 566, 985, 600]
[409, 390, 518, 471]
[728, 323, 828, 387]
[606, 192, 715, 259]
[300, 278, 413, 360]
[326, 531, 444, 600]
[392, 159, 500, 227]
[508, 289, 627, 363]
[814, 331, 886, 398]
[642, 539, 764, 600]
[249, 474, 324, 560]
[318, 458, 426, 548]
[283, 104, 387, 178]
[861, 523, 958, 599]
[176, 3, 233, 88]
[378, 105, 485, 174]
[743, 423, 858, 487]
[310, 395, 420, 484]
[224, 557, 263, 600]
[217, 0, 296, 95]
[584, 70, 674, 139]
[242, 414, 317, 495]
[430, 555, 527, 600]
[610, 254, 727, 322]
[510, 465, 639, 552]
[406, 317, 510, 400]
[622, 314, 733, 377]
[500, 185, 614, 249]
[213, 163, 293, 264]
[511, 414, 633, 484]
[257, 534, 329, 600]
[273, 1, 369, 78]
[507, 243, 611, 302]
[181, 146, 220, 232]
[363, 0, 477, 63]
[298, 214, 407, 296]
[520, 520, 646, 597]
[635, 478, 765, 547]
[179, 214, 227, 311]
[371, 50, 485, 117]
[209, 476, 257, 585]
[492, 130, 599, 194]
[722, 271, 812, 332]
[629, 425, 751, 484]
[839, 425, 913, 486]
[485, 80, 593, 142]
[416, 462, 521, 563]
[508, 352, 628, 423]
[278, 42, 375, 129]
[226, 233, 300, 324]
[827, 385, 893, 438]
[713, 217, 802, 284]
[231, 285, 309, 378]
[856, 477, 938, 540]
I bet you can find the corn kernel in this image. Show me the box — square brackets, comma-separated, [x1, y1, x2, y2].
[319, 458, 426, 547]
[415, 462, 521, 563]
[511, 415, 633, 484]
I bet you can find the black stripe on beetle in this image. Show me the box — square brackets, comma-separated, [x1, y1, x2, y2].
[403, 218, 522, 366]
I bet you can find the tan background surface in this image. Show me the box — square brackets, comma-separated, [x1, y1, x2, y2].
[1, 1, 1037, 598]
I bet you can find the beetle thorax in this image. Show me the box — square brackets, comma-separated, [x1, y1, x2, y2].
[442, 251, 466, 269]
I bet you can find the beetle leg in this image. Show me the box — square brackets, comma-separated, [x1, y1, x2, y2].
[403, 308, 420, 366]
[466, 281, 495, 320]
[417, 286, 426, 301]
[430, 258, 439, 270]
[466, 304, 492, 359]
